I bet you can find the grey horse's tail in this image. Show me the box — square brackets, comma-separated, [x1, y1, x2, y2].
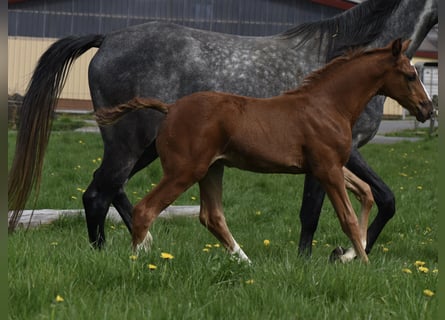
[95, 97, 169, 126]
[8, 34, 104, 232]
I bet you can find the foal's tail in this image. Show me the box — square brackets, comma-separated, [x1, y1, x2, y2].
[95, 97, 169, 126]
[8, 34, 104, 232]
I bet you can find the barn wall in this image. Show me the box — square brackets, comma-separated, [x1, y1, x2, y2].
[8, 36, 97, 102]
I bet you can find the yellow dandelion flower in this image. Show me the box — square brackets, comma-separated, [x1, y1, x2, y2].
[213, 243, 220, 248]
[312, 240, 318, 246]
[418, 266, 429, 273]
[110, 225, 116, 230]
[71, 196, 77, 200]
[147, 264, 157, 270]
[245, 279, 254, 285]
[382, 247, 389, 252]
[129, 255, 138, 261]
[417, 185, 423, 190]
[399, 172, 408, 177]
[55, 295, 64, 302]
[402, 268, 412, 274]
[160, 252, 174, 260]
[191, 196, 197, 201]
[255, 211, 262, 216]
[203, 248, 210, 252]
[423, 289, 434, 297]
[432, 269, 439, 274]
[205, 244, 213, 248]
[414, 260, 426, 267]
[263, 239, 270, 247]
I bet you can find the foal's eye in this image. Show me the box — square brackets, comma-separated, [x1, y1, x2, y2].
[406, 73, 417, 82]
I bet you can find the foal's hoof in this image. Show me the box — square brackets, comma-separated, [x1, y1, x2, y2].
[329, 246, 347, 262]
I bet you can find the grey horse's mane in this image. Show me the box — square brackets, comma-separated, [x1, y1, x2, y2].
[277, 0, 401, 61]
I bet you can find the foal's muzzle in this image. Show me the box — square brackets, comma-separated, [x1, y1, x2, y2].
[415, 100, 434, 123]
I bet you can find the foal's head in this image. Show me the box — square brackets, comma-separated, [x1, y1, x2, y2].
[379, 39, 434, 122]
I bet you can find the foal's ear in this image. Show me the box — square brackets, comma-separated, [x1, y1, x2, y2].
[401, 39, 412, 53]
[391, 38, 402, 57]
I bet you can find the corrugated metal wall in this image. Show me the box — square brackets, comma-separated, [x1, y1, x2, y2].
[9, 0, 340, 37]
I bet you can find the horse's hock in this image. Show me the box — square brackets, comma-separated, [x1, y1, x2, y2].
[8, 93, 23, 130]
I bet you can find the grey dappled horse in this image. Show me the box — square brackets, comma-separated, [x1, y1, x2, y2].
[8, 0, 437, 258]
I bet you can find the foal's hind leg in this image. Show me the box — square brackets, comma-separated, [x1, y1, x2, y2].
[132, 173, 195, 252]
[318, 167, 369, 263]
[198, 164, 251, 263]
[331, 167, 374, 263]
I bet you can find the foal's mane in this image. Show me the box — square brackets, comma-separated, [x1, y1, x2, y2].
[277, 0, 401, 61]
[284, 46, 372, 95]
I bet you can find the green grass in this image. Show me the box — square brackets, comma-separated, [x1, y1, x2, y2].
[8, 130, 438, 319]
[384, 127, 438, 138]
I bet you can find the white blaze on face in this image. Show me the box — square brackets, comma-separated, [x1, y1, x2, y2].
[411, 61, 432, 101]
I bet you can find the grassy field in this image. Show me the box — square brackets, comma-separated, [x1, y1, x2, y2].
[8, 130, 438, 319]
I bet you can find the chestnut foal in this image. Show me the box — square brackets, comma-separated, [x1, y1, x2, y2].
[97, 39, 433, 263]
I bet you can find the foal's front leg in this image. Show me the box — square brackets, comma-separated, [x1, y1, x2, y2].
[320, 167, 369, 264]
